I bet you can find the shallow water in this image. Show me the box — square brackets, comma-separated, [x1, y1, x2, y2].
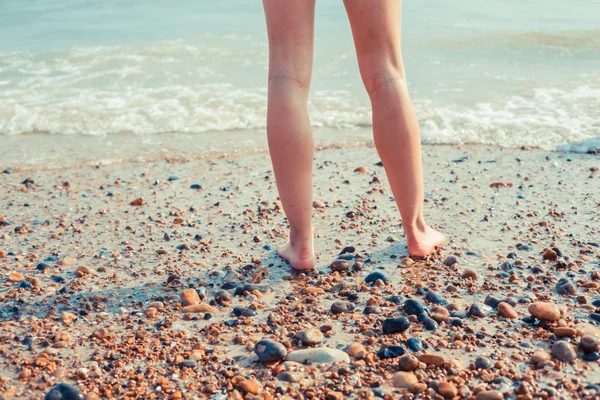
[0, 0, 599, 167]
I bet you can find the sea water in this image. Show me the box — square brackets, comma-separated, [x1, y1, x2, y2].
[1, 0, 599, 167]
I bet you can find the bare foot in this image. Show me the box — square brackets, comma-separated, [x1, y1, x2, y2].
[278, 242, 315, 271]
[406, 225, 445, 257]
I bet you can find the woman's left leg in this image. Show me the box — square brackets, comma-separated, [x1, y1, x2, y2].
[262, 0, 316, 270]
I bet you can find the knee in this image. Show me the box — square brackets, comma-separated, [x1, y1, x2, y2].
[360, 66, 407, 97]
[268, 71, 312, 92]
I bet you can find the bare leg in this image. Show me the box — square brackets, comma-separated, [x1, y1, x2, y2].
[343, 0, 444, 257]
[262, 0, 316, 270]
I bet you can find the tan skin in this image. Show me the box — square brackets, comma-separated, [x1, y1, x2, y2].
[263, 0, 444, 271]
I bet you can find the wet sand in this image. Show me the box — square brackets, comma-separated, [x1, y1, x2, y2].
[0, 144, 599, 399]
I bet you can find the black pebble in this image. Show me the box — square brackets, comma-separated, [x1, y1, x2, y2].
[405, 337, 423, 352]
[583, 352, 600, 362]
[403, 299, 427, 316]
[377, 345, 405, 359]
[233, 307, 256, 317]
[365, 271, 389, 284]
[382, 317, 410, 334]
[45, 383, 84, 400]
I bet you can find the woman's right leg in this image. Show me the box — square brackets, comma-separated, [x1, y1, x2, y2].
[343, 0, 444, 257]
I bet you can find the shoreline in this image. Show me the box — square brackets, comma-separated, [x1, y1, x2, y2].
[0, 143, 599, 399]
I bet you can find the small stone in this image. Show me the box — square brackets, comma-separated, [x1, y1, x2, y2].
[382, 317, 410, 334]
[297, 329, 324, 346]
[8, 272, 24, 282]
[398, 354, 419, 371]
[180, 289, 201, 306]
[419, 315, 438, 331]
[476, 391, 504, 400]
[254, 339, 287, 363]
[583, 352, 600, 362]
[45, 383, 84, 400]
[425, 291, 446, 305]
[215, 291, 233, 305]
[286, 347, 350, 364]
[474, 356, 493, 369]
[92, 329, 109, 339]
[325, 390, 344, 400]
[528, 302, 560, 321]
[530, 350, 551, 365]
[553, 327, 576, 338]
[468, 303, 489, 318]
[75, 266, 91, 277]
[377, 345, 405, 359]
[556, 278, 576, 296]
[419, 353, 445, 367]
[437, 382, 458, 399]
[551, 341, 577, 362]
[354, 166, 368, 173]
[392, 372, 418, 389]
[430, 306, 450, 322]
[233, 307, 256, 317]
[461, 269, 478, 280]
[311, 200, 326, 209]
[443, 256, 458, 266]
[543, 249, 558, 260]
[236, 379, 260, 395]
[179, 360, 196, 369]
[484, 294, 505, 309]
[405, 338, 423, 352]
[331, 301, 355, 314]
[403, 299, 427, 316]
[580, 335, 600, 353]
[497, 302, 518, 319]
[330, 260, 350, 272]
[181, 303, 217, 313]
[346, 342, 367, 359]
[129, 197, 144, 206]
[365, 271, 389, 284]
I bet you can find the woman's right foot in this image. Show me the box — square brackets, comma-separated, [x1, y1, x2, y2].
[406, 225, 445, 258]
[277, 242, 315, 271]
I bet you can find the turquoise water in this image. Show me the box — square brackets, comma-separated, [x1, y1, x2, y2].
[1, 0, 599, 163]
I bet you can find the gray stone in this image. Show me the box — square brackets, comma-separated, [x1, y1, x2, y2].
[286, 348, 350, 364]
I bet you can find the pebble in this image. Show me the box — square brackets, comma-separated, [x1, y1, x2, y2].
[330, 260, 350, 272]
[497, 302, 518, 319]
[233, 307, 256, 317]
[215, 290, 233, 305]
[443, 256, 458, 266]
[484, 294, 505, 309]
[528, 302, 561, 321]
[543, 249, 558, 260]
[397, 354, 419, 371]
[419, 315, 438, 331]
[419, 353, 445, 367]
[552, 341, 577, 362]
[425, 291, 446, 305]
[475, 390, 504, 400]
[461, 269, 478, 280]
[382, 317, 410, 334]
[377, 345, 405, 359]
[392, 372, 418, 389]
[180, 289, 201, 306]
[237, 379, 260, 395]
[530, 350, 551, 365]
[297, 329, 324, 346]
[430, 306, 450, 322]
[437, 382, 458, 399]
[556, 278, 576, 295]
[403, 299, 427, 316]
[364, 271, 389, 284]
[331, 301, 355, 314]
[254, 339, 287, 363]
[346, 342, 367, 359]
[553, 327, 576, 338]
[181, 304, 216, 313]
[474, 356, 493, 369]
[583, 352, 600, 362]
[286, 348, 350, 364]
[45, 383, 84, 400]
[405, 338, 423, 352]
[7, 272, 24, 282]
[580, 335, 600, 353]
[468, 303, 489, 318]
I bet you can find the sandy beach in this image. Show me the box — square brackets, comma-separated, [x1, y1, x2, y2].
[0, 143, 598, 399]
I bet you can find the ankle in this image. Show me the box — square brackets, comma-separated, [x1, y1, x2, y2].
[403, 220, 427, 239]
[289, 226, 314, 249]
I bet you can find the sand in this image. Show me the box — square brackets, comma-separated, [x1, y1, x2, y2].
[0, 143, 599, 399]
